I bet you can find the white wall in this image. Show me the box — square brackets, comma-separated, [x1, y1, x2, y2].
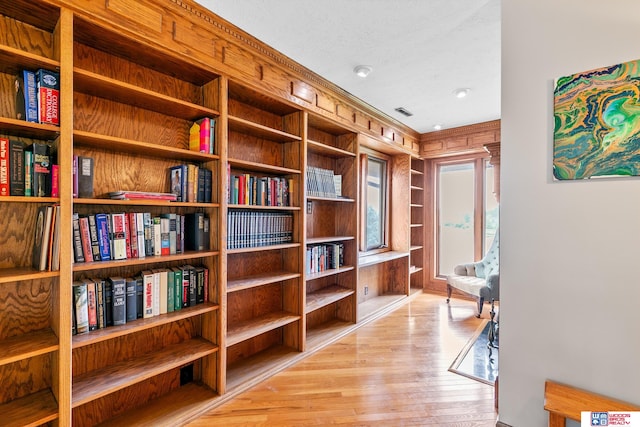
[501, 1, 640, 425]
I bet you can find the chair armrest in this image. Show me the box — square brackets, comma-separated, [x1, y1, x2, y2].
[485, 273, 500, 299]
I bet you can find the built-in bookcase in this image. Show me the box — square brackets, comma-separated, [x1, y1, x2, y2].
[223, 80, 304, 393]
[304, 113, 358, 351]
[68, 15, 222, 426]
[0, 2, 68, 426]
[410, 156, 425, 292]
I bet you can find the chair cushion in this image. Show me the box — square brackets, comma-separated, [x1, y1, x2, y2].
[446, 274, 488, 298]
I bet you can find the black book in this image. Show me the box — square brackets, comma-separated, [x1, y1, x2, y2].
[26, 142, 51, 197]
[181, 265, 191, 308]
[125, 277, 137, 322]
[135, 276, 143, 319]
[204, 168, 212, 203]
[203, 216, 210, 251]
[195, 266, 205, 304]
[197, 167, 205, 202]
[184, 212, 205, 251]
[77, 155, 94, 198]
[104, 279, 113, 327]
[9, 140, 25, 196]
[109, 277, 126, 326]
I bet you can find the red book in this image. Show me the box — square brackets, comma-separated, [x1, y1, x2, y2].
[238, 174, 245, 205]
[36, 69, 59, 126]
[128, 212, 139, 258]
[85, 279, 98, 331]
[123, 212, 132, 259]
[79, 216, 94, 262]
[0, 138, 9, 196]
[51, 164, 59, 197]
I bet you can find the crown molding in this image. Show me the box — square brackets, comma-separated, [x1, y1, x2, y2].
[421, 119, 500, 142]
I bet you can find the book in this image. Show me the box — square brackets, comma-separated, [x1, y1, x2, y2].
[128, 212, 139, 258]
[73, 281, 89, 334]
[0, 138, 8, 196]
[104, 279, 113, 327]
[157, 269, 168, 315]
[197, 167, 205, 202]
[123, 213, 132, 259]
[95, 213, 112, 261]
[152, 270, 160, 316]
[143, 212, 153, 256]
[9, 140, 25, 196]
[24, 150, 32, 196]
[107, 190, 177, 201]
[14, 73, 25, 120]
[161, 213, 177, 255]
[50, 164, 59, 197]
[87, 215, 101, 262]
[26, 142, 51, 197]
[167, 267, 175, 313]
[184, 212, 205, 251]
[50, 205, 61, 271]
[33, 205, 53, 270]
[135, 276, 143, 319]
[181, 265, 191, 308]
[110, 213, 127, 260]
[78, 215, 93, 262]
[135, 212, 145, 258]
[171, 267, 182, 311]
[125, 277, 137, 322]
[160, 217, 170, 256]
[204, 168, 212, 203]
[72, 155, 77, 198]
[77, 155, 94, 198]
[84, 279, 98, 331]
[195, 266, 205, 304]
[169, 165, 187, 202]
[153, 216, 161, 256]
[36, 68, 59, 125]
[93, 278, 106, 329]
[22, 70, 38, 123]
[141, 270, 154, 318]
[187, 164, 197, 202]
[189, 118, 210, 153]
[109, 277, 126, 326]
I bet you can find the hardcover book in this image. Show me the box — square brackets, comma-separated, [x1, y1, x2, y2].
[71, 212, 84, 264]
[125, 277, 137, 322]
[24, 150, 33, 196]
[110, 213, 127, 260]
[87, 215, 101, 262]
[78, 215, 94, 262]
[22, 70, 38, 123]
[141, 270, 154, 318]
[95, 213, 112, 261]
[84, 279, 98, 331]
[77, 155, 94, 198]
[93, 278, 106, 329]
[26, 142, 51, 197]
[135, 276, 143, 319]
[184, 212, 205, 251]
[104, 279, 113, 327]
[32, 206, 53, 270]
[109, 277, 126, 326]
[9, 140, 25, 196]
[189, 117, 210, 153]
[169, 164, 187, 202]
[36, 68, 59, 125]
[171, 267, 182, 311]
[50, 164, 59, 198]
[73, 281, 89, 334]
[135, 212, 145, 258]
[128, 212, 139, 258]
[0, 138, 8, 196]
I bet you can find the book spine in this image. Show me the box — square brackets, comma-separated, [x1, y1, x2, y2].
[110, 277, 126, 326]
[77, 155, 94, 198]
[123, 213, 132, 259]
[196, 267, 205, 304]
[153, 216, 162, 256]
[143, 212, 153, 256]
[142, 271, 154, 318]
[209, 118, 215, 155]
[23, 70, 38, 123]
[125, 278, 137, 322]
[29, 142, 51, 197]
[160, 217, 170, 256]
[72, 154, 77, 198]
[9, 140, 25, 196]
[24, 150, 32, 197]
[72, 213, 85, 263]
[152, 271, 160, 316]
[203, 267, 209, 303]
[50, 164, 59, 198]
[94, 278, 106, 329]
[73, 281, 89, 334]
[136, 212, 145, 258]
[0, 138, 9, 196]
[36, 69, 59, 126]
[172, 267, 182, 311]
[110, 213, 127, 260]
[104, 280, 113, 327]
[158, 269, 168, 315]
[181, 266, 190, 308]
[95, 213, 112, 261]
[78, 216, 93, 262]
[188, 266, 197, 307]
[85, 280, 97, 331]
[197, 167, 205, 203]
[135, 276, 143, 319]
[167, 268, 175, 313]
[128, 212, 138, 258]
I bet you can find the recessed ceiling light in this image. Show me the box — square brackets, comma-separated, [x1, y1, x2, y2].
[354, 65, 373, 78]
[433, 124, 443, 131]
[453, 88, 470, 98]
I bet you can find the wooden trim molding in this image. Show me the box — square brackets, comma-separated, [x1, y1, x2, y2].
[420, 120, 500, 159]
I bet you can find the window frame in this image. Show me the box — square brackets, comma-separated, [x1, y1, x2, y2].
[433, 154, 493, 278]
[360, 148, 391, 255]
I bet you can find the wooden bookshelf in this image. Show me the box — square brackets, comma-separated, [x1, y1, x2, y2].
[306, 285, 354, 314]
[226, 311, 301, 347]
[410, 157, 426, 290]
[0, 329, 59, 366]
[227, 271, 301, 293]
[0, 388, 59, 427]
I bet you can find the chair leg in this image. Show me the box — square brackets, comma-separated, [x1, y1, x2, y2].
[476, 297, 485, 318]
[446, 284, 452, 303]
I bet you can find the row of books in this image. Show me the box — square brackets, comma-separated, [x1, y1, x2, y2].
[227, 210, 293, 249]
[306, 166, 342, 198]
[32, 205, 61, 271]
[169, 164, 213, 203]
[72, 266, 209, 335]
[189, 117, 216, 155]
[72, 212, 210, 264]
[15, 68, 60, 126]
[228, 172, 293, 207]
[306, 243, 345, 275]
[0, 140, 57, 197]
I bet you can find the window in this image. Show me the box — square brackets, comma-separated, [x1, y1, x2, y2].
[435, 156, 498, 277]
[361, 151, 389, 253]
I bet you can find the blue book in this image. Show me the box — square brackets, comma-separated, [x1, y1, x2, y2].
[95, 213, 112, 261]
[22, 70, 38, 123]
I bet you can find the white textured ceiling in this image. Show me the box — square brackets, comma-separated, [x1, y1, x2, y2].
[195, 0, 500, 134]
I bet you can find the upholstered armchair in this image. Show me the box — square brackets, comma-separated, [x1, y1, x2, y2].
[446, 229, 499, 317]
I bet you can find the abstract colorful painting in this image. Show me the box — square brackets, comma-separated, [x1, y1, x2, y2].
[553, 58, 640, 180]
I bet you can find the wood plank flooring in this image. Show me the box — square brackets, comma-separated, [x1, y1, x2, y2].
[187, 293, 497, 426]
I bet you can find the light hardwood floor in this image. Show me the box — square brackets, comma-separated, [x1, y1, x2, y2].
[187, 293, 498, 426]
